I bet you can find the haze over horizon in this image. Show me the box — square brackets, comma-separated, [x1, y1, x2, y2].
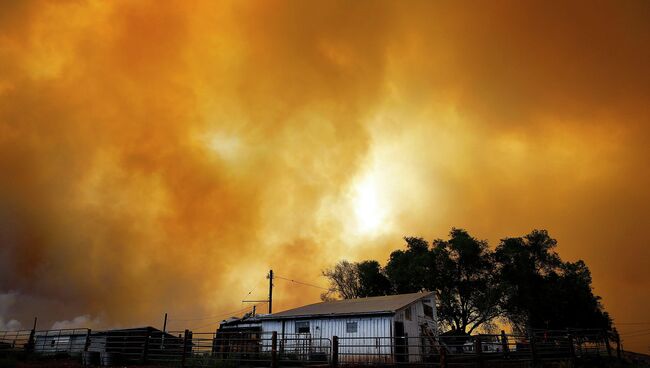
[0, 0, 649, 353]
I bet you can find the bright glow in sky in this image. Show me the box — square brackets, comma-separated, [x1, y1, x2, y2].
[0, 0, 648, 353]
[352, 173, 385, 234]
[207, 133, 242, 161]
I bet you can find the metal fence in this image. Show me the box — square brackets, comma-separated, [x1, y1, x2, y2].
[0, 329, 33, 352]
[0, 327, 619, 367]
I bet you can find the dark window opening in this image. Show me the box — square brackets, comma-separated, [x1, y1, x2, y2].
[423, 303, 434, 318]
[295, 321, 310, 333]
[405, 306, 412, 321]
[346, 322, 358, 333]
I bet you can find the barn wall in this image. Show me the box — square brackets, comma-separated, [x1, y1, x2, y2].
[87, 335, 107, 353]
[230, 293, 439, 363]
[34, 335, 87, 354]
[261, 316, 394, 362]
[394, 294, 437, 362]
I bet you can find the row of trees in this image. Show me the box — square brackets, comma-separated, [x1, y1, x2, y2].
[322, 229, 611, 334]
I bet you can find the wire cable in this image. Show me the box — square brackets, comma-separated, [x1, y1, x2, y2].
[187, 305, 259, 331]
[168, 305, 256, 322]
[274, 275, 330, 291]
[621, 332, 650, 339]
[620, 327, 650, 336]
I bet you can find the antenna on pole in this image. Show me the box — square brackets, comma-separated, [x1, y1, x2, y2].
[161, 313, 168, 349]
[267, 269, 273, 314]
[242, 269, 273, 315]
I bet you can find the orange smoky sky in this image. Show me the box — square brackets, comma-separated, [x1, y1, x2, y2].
[1, 0, 649, 352]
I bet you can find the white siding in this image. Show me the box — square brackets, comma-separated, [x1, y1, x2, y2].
[87, 335, 107, 353]
[260, 316, 394, 363]
[34, 334, 87, 354]
[236, 293, 439, 364]
[394, 295, 438, 362]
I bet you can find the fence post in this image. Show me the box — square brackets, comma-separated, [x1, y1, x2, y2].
[614, 330, 621, 361]
[85, 329, 92, 352]
[439, 345, 447, 368]
[181, 329, 189, 368]
[26, 328, 36, 353]
[271, 331, 278, 368]
[141, 329, 150, 364]
[501, 330, 509, 358]
[475, 336, 484, 368]
[567, 329, 576, 366]
[331, 335, 339, 368]
[529, 330, 538, 366]
[25, 317, 37, 354]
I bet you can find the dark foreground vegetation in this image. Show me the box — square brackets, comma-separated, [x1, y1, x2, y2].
[2, 351, 650, 368]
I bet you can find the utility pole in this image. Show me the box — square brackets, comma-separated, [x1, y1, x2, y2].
[161, 313, 168, 349]
[26, 317, 37, 353]
[242, 269, 274, 314]
[268, 269, 274, 314]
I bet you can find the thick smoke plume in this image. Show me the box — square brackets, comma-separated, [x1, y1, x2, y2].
[0, 0, 648, 351]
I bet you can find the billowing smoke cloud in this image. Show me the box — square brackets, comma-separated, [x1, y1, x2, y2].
[51, 315, 101, 330]
[0, 292, 22, 330]
[0, 0, 648, 351]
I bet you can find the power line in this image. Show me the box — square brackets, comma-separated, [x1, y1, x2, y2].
[168, 305, 255, 322]
[242, 289, 254, 303]
[187, 305, 258, 331]
[620, 327, 650, 336]
[274, 275, 330, 291]
[171, 273, 323, 325]
[621, 332, 650, 339]
[621, 330, 650, 338]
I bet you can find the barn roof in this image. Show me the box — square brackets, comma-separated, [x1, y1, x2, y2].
[91, 326, 178, 338]
[263, 291, 433, 320]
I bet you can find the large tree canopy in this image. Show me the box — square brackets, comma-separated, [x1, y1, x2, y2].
[384, 237, 432, 294]
[494, 230, 611, 331]
[322, 228, 611, 333]
[321, 260, 391, 300]
[430, 229, 501, 333]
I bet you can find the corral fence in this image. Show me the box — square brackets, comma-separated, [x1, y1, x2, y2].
[0, 327, 621, 367]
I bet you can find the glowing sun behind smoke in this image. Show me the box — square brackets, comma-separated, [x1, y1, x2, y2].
[352, 172, 387, 235]
[207, 133, 242, 162]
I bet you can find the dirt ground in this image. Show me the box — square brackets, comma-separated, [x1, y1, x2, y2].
[1, 356, 166, 368]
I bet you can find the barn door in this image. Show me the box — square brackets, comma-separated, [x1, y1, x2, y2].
[394, 321, 407, 363]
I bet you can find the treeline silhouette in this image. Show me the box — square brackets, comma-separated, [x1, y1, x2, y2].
[322, 229, 611, 334]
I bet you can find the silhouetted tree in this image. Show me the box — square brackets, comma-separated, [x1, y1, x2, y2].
[321, 259, 392, 300]
[495, 230, 611, 331]
[385, 237, 432, 293]
[357, 260, 392, 297]
[555, 260, 611, 329]
[430, 229, 502, 333]
[321, 260, 360, 300]
[383, 230, 501, 333]
[323, 228, 611, 333]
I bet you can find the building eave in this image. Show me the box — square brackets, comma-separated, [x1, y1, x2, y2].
[258, 310, 395, 321]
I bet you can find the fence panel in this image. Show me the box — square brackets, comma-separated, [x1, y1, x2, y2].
[0, 327, 615, 367]
[0, 330, 33, 352]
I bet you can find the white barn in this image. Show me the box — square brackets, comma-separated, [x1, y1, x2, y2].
[217, 292, 438, 363]
[33, 330, 89, 355]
